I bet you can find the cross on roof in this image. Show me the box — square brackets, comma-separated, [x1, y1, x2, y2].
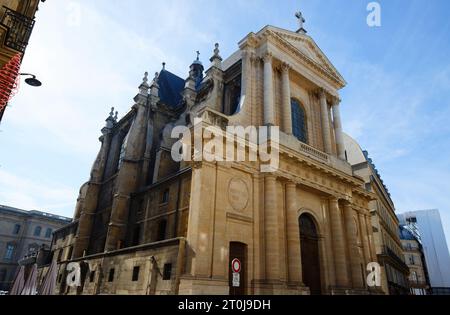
[295, 11, 307, 34]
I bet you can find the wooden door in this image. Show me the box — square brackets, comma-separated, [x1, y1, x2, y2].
[299, 214, 322, 295]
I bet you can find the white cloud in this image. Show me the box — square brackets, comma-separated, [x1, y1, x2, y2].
[0, 169, 76, 217]
[0, 0, 220, 218]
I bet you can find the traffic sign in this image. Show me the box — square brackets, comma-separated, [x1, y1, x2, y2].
[231, 258, 241, 273]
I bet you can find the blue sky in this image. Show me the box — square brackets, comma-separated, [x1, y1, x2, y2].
[1, 0, 450, 247]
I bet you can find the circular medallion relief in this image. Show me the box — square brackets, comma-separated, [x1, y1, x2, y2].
[228, 178, 249, 212]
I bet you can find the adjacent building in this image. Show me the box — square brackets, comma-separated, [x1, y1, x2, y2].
[0, 0, 44, 122]
[399, 225, 430, 295]
[344, 134, 410, 295]
[44, 14, 380, 295]
[398, 210, 450, 295]
[0, 205, 71, 291]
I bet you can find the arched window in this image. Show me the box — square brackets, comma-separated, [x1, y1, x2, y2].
[291, 99, 308, 143]
[4, 243, 15, 260]
[34, 226, 42, 237]
[45, 228, 53, 238]
[13, 224, 21, 235]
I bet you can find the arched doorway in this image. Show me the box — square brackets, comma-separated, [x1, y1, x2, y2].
[299, 214, 322, 295]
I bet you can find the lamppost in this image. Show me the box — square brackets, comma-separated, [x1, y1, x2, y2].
[0, 73, 42, 122]
[19, 73, 42, 87]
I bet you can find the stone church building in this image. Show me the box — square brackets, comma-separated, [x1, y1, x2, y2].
[47, 16, 380, 295]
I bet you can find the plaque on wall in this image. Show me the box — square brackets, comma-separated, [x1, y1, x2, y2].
[228, 178, 249, 212]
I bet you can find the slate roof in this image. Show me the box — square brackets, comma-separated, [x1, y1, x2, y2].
[158, 70, 185, 109]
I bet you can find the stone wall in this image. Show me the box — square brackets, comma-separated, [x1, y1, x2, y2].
[49, 238, 184, 295]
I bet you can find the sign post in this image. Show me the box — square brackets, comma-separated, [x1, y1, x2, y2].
[231, 258, 241, 288]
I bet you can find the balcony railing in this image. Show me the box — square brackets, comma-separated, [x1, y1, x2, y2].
[1, 6, 35, 53]
[299, 142, 329, 163]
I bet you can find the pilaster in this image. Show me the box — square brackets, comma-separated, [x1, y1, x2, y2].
[329, 198, 349, 287]
[319, 89, 332, 154]
[281, 63, 293, 135]
[263, 52, 275, 126]
[343, 203, 365, 288]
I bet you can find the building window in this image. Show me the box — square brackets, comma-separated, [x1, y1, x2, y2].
[4, 244, 15, 261]
[108, 268, 115, 282]
[89, 271, 96, 283]
[132, 266, 140, 282]
[291, 99, 308, 143]
[222, 61, 242, 116]
[13, 224, 21, 235]
[157, 220, 167, 241]
[163, 263, 172, 280]
[161, 189, 169, 204]
[34, 226, 42, 237]
[45, 228, 53, 238]
[223, 74, 242, 115]
[118, 131, 130, 170]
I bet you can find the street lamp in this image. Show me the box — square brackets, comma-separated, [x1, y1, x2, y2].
[19, 73, 42, 87]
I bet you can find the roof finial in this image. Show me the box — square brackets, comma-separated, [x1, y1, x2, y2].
[138, 71, 150, 96]
[143, 71, 148, 84]
[150, 72, 160, 98]
[162, 62, 166, 70]
[196, 51, 200, 61]
[210, 43, 223, 67]
[295, 11, 307, 34]
[114, 111, 118, 121]
[105, 107, 116, 128]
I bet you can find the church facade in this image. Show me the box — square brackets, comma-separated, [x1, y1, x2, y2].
[47, 17, 380, 295]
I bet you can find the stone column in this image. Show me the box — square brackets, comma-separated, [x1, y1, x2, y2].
[281, 63, 293, 135]
[264, 175, 279, 280]
[286, 182, 302, 284]
[263, 53, 275, 126]
[329, 198, 349, 287]
[332, 99, 346, 160]
[319, 89, 332, 154]
[343, 204, 364, 288]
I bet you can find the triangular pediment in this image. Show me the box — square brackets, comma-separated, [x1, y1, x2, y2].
[264, 26, 346, 87]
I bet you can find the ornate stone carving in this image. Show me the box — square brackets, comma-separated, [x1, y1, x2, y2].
[262, 52, 273, 63]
